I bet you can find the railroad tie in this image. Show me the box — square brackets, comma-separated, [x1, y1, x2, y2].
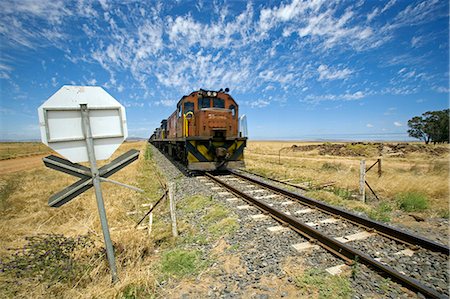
[334, 231, 375, 243]
[394, 248, 416, 257]
[255, 194, 280, 200]
[267, 225, 290, 233]
[237, 205, 253, 210]
[250, 214, 270, 221]
[246, 189, 265, 194]
[325, 264, 349, 275]
[226, 197, 239, 202]
[294, 208, 315, 214]
[292, 242, 319, 252]
[218, 191, 232, 196]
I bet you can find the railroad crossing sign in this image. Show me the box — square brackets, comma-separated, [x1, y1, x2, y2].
[43, 149, 139, 207]
[38, 85, 127, 163]
[38, 85, 135, 283]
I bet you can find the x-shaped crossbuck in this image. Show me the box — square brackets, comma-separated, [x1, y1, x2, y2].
[43, 149, 140, 207]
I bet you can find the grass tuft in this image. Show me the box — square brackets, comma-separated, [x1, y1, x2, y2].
[396, 192, 429, 212]
[294, 268, 352, 298]
[208, 217, 239, 237]
[202, 205, 228, 223]
[368, 202, 393, 222]
[181, 195, 213, 213]
[119, 284, 155, 299]
[160, 249, 207, 278]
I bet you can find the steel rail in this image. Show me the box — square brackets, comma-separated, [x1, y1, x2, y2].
[238, 169, 309, 190]
[205, 172, 446, 299]
[230, 169, 449, 255]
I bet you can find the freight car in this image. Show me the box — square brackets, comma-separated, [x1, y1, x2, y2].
[150, 89, 247, 171]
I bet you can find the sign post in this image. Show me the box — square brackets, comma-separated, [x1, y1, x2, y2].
[38, 86, 138, 283]
[80, 103, 117, 283]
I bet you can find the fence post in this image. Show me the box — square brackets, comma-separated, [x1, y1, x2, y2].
[168, 182, 178, 237]
[377, 158, 382, 177]
[359, 160, 366, 202]
[148, 204, 153, 236]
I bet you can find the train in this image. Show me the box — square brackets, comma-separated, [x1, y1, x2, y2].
[149, 89, 247, 171]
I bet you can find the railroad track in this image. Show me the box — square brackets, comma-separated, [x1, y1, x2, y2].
[201, 170, 449, 299]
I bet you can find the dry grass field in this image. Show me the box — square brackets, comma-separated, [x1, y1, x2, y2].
[0, 142, 54, 160]
[0, 141, 244, 298]
[244, 141, 450, 223]
[0, 141, 168, 298]
[0, 140, 448, 298]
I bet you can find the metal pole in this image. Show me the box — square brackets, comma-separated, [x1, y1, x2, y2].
[80, 104, 118, 283]
[359, 160, 366, 202]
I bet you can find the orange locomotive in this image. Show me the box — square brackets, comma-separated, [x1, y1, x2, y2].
[150, 89, 247, 171]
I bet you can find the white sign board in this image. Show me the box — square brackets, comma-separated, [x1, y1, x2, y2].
[38, 85, 128, 163]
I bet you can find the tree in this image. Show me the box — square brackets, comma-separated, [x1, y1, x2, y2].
[407, 109, 449, 144]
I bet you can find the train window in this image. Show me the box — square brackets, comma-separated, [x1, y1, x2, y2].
[177, 105, 182, 118]
[184, 102, 194, 113]
[213, 98, 225, 108]
[229, 104, 236, 117]
[198, 98, 210, 108]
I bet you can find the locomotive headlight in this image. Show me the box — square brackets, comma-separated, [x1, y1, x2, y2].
[207, 91, 212, 96]
[212, 92, 217, 96]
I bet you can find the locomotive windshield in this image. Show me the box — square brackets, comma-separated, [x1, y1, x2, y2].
[213, 98, 225, 108]
[198, 98, 210, 108]
[198, 97, 225, 109]
[184, 102, 194, 113]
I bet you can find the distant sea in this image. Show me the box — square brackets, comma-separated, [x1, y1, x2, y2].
[252, 133, 417, 142]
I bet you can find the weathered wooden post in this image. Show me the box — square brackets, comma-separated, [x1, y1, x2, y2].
[148, 204, 153, 236]
[378, 158, 382, 177]
[359, 160, 366, 202]
[169, 182, 178, 237]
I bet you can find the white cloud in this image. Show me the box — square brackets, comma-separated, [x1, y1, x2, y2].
[244, 99, 270, 108]
[304, 91, 365, 102]
[154, 99, 177, 107]
[394, 121, 402, 127]
[432, 86, 450, 93]
[87, 78, 97, 85]
[366, 123, 374, 128]
[317, 64, 353, 81]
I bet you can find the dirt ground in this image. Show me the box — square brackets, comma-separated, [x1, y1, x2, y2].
[0, 154, 49, 174]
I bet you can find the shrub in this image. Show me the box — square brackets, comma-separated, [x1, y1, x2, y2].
[396, 192, 429, 212]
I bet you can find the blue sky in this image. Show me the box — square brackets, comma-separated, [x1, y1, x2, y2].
[0, 0, 448, 141]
